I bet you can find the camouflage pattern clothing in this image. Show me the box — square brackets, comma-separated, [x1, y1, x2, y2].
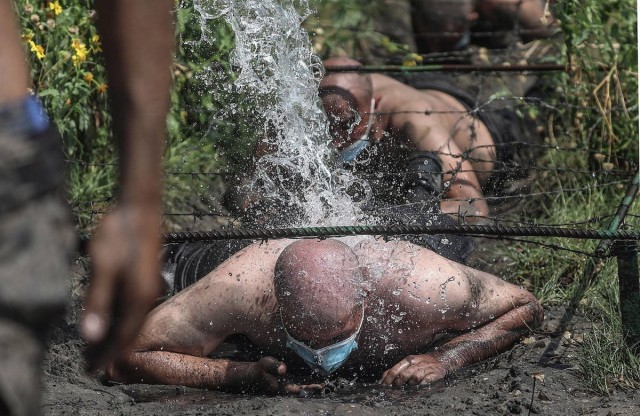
[0, 97, 75, 416]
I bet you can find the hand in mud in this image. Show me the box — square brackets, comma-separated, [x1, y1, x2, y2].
[379, 354, 448, 386]
[252, 357, 325, 395]
[81, 204, 163, 372]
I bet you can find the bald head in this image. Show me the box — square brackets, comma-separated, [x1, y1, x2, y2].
[274, 239, 365, 343]
[320, 58, 374, 148]
[320, 57, 372, 101]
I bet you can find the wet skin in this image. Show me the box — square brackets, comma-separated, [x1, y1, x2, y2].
[321, 71, 498, 221]
[107, 237, 542, 393]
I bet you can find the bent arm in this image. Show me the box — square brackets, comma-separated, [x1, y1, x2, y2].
[380, 292, 541, 386]
[433, 293, 542, 371]
[401, 116, 489, 219]
[107, 350, 256, 391]
[379, 253, 543, 385]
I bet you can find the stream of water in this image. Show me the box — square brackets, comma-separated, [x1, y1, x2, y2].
[193, 0, 370, 227]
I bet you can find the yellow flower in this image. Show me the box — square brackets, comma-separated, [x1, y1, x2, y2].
[22, 32, 34, 41]
[72, 38, 87, 55]
[49, 1, 62, 16]
[28, 40, 45, 60]
[65, 98, 71, 106]
[402, 53, 423, 67]
[90, 34, 102, 53]
[83, 72, 94, 83]
[71, 38, 88, 66]
[96, 83, 108, 94]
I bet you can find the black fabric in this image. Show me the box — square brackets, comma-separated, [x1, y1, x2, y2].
[365, 201, 475, 265]
[0, 126, 67, 214]
[164, 240, 253, 294]
[404, 150, 444, 205]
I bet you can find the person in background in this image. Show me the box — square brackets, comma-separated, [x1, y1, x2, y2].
[370, 0, 557, 60]
[0, 1, 174, 414]
[316, 57, 541, 262]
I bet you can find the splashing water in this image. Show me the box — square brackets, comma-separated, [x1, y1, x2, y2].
[193, 0, 370, 227]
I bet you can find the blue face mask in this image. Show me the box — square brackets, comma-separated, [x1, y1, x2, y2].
[338, 98, 375, 164]
[283, 306, 365, 376]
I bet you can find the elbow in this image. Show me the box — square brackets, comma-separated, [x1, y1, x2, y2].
[521, 292, 544, 330]
[104, 351, 141, 384]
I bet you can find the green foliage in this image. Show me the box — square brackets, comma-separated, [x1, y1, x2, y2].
[577, 320, 640, 394]
[496, 0, 639, 395]
[15, 0, 113, 229]
[306, 0, 416, 62]
[15, 0, 252, 229]
[554, 0, 638, 167]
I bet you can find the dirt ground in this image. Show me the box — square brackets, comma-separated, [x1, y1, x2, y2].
[41, 249, 640, 416]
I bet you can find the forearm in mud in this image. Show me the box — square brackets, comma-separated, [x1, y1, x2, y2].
[109, 350, 256, 391]
[430, 301, 543, 373]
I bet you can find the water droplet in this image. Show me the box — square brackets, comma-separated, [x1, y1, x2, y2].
[390, 314, 403, 323]
[384, 344, 397, 354]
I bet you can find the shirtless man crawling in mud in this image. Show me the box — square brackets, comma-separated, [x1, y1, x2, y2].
[106, 237, 542, 393]
[321, 57, 540, 223]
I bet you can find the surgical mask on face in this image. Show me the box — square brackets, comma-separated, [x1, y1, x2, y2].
[338, 98, 375, 164]
[283, 305, 365, 376]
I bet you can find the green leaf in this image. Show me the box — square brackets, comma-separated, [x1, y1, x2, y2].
[37, 89, 60, 98]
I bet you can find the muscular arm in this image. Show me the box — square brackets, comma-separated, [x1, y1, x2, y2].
[81, 0, 175, 369]
[381, 292, 541, 386]
[378, 251, 543, 386]
[109, 349, 258, 391]
[106, 240, 320, 393]
[395, 112, 489, 219]
[431, 290, 542, 372]
[105, 291, 271, 392]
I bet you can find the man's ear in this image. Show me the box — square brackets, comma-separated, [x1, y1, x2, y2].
[467, 11, 479, 23]
[370, 101, 386, 143]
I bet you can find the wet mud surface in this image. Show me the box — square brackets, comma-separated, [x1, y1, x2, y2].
[43, 248, 640, 416]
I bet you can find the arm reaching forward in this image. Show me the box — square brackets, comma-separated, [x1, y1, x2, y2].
[380, 292, 542, 386]
[108, 351, 323, 394]
[379, 260, 543, 386]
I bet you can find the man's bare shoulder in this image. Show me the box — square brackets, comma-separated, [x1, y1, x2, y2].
[372, 75, 429, 103]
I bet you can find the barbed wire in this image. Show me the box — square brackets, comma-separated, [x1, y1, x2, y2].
[326, 27, 560, 41]
[161, 225, 639, 244]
